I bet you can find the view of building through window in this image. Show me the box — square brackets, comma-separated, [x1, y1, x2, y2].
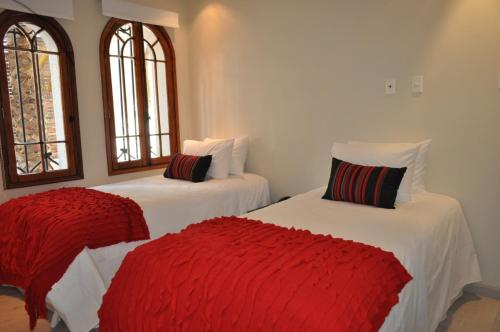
[3, 22, 67, 175]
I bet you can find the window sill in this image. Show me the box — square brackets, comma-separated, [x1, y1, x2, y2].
[108, 163, 167, 176]
[4, 173, 84, 190]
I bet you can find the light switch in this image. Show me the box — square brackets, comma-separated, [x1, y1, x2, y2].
[412, 75, 424, 94]
[385, 79, 396, 95]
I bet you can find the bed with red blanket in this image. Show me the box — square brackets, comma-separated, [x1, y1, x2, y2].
[0, 187, 150, 329]
[99, 216, 412, 332]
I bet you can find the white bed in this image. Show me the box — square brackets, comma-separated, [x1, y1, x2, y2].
[46, 173, 271, 332]
[243, 187, 481, 332]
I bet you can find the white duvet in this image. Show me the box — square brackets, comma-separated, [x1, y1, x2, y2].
[244, 188, 481, 332]
[46, 174, 271, 332]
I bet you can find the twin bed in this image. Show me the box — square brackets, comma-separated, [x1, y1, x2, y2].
[47, 173, 271, 331]
[0, 139, 482, 332]
[246, 188, 480, 332]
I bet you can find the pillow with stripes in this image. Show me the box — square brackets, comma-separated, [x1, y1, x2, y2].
[164, 153, 212, 183]
[322, 158, 407, 209]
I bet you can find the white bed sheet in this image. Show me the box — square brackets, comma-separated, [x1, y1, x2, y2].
[244, 188, 481, 332]
[47, 173, 270, 332]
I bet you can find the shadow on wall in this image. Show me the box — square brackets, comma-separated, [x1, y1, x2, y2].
[189, 3, 245, 139]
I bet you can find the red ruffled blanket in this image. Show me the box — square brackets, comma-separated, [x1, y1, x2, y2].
[0, 187, 150, 329]
[99, 216, 411, 332]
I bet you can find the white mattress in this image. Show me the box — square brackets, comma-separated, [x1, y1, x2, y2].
[47, 173, 271, 332]
[244, 188, 481, 332]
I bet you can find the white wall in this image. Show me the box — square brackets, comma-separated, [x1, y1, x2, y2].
[0, 0, 195, 201]
[187, 0, 500, 288]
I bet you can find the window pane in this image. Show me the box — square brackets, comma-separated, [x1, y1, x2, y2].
[144, 43, 155, 61]
[116, 23, 133, 44]
[44, 142, 68, 171]
[116, 137, 128, 162]
[5, 49, 40, 144]
[109, 35, 121, 56]
[109, 23, 142, 164]
[3, 26, 30, 49]
[129, 136, 140, 161]
[18, 23, 41, 39]
[142, 26, 157, 45]
[122, 39, 134, 57]
[153, 42, 165, 61]
[38, 53, 66, 142]
[145, 60, 158, 135]
[109, 54, 140, 162]
[4, 49, 23, 143]
[15, 144, 43, 175]
[157, 62, 169, 133]
[115, 136, 141, 163]
[110, 57, 124, 137]
[33, 30, 58, 52]
[112, 23, 134, 57]
[150, 135, 160, 159]
[26, 144, 43, 174]
[161, 134, 170, 157]
[123, 57, 139, 136]
[142, 26, 170, 160]
[14, 145, 27, 174]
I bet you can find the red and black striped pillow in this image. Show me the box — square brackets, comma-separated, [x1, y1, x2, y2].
[164, 153, 212, 183]
[322, 158, 407, 209]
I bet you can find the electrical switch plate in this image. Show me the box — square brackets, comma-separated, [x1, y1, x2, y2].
[412, 75, 424, 94]
[385, 79, 396, 95]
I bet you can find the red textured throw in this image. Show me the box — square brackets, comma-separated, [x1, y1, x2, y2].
[0, 188, 150, 329]
[99, 217, 411, 332]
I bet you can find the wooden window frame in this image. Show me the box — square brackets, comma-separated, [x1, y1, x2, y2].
[100, 18, 180, 176]
[0, 10, 83, 189]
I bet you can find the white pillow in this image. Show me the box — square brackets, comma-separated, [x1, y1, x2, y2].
[183, 139, 234, 179]
[205, 136, 249, 176]
[348, 139, 432, 193]
[331, 143, 420, 203]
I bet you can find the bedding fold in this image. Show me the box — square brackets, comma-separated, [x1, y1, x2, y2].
[99, 216, 411, 332]
[0, 187, 150, 329]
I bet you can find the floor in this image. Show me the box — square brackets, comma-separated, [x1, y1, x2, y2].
[1, 286, 499, 331]
[436, 292, 500, 332]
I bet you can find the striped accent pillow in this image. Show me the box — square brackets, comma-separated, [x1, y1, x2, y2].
[164, 153, 212, 183]
[322, 158, 407, 209]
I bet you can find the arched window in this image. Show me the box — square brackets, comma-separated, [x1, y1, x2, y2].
[0, 11, 83, 188]
[100, 18, 180, 175]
